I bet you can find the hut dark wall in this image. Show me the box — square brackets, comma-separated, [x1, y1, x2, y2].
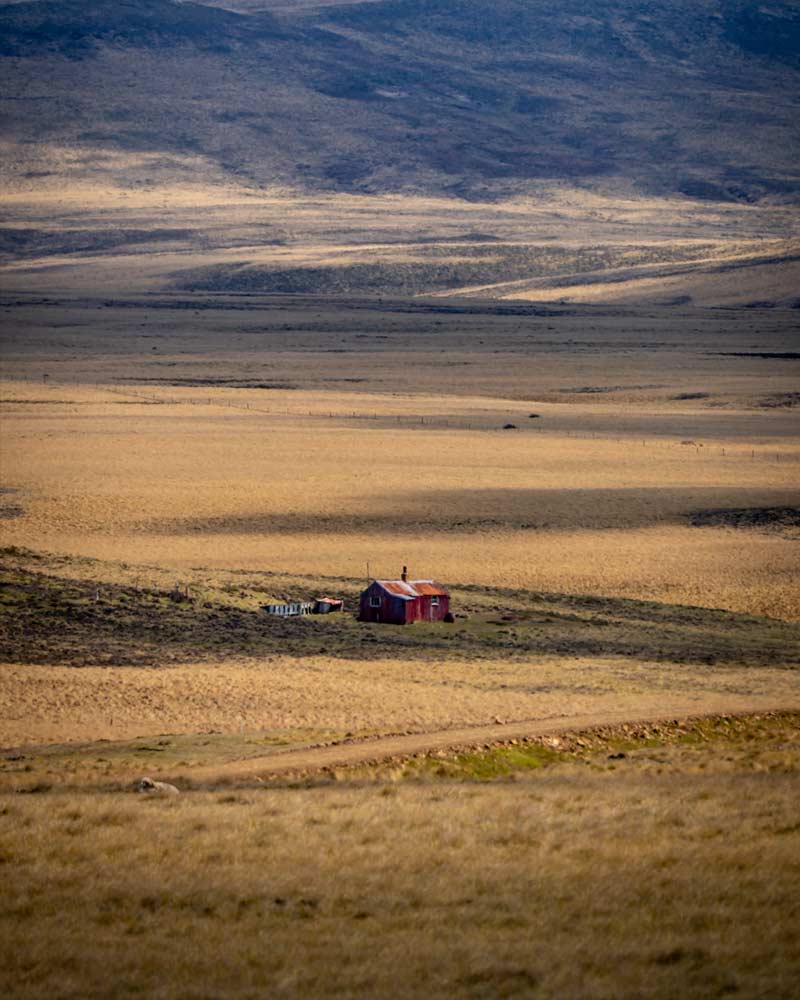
[359, 581, 409, 625]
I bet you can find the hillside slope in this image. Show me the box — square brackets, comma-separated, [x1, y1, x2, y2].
[1, 0, 799, 201]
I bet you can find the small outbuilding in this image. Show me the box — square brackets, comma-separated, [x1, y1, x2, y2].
[359, 567, 450, 624]
[314, 597, 344, 614]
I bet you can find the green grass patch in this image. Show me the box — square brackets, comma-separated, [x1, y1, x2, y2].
[410, 743, 566, 780]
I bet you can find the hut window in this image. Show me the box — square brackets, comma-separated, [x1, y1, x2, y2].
[431, 596, 440, 606]
[370, 596, 381, 607]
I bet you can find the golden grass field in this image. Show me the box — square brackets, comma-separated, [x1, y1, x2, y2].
[3, 654, 798, 751]
[2, 714, 799, 999]
[2, 378, 798, 619]
[2, 7, 800, 987]
[1, 229, 799, 996]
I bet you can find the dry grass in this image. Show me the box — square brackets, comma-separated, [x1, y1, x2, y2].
[1, 152, 798, 1000]
[506, 253, 800, 307]
[1, 175, 797, 306]
[2, 653, 797, 751]
[2, 381, 798, 619]
[1, 290, 798, 996]
[1, 715, 798, 999]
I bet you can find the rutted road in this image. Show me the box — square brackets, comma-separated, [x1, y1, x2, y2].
[181, 699, 799, 786]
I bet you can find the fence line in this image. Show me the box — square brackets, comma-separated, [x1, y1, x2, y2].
[73, 383, 800, 462]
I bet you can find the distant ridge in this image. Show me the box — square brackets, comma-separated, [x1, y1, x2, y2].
[1, 0, 799, 201]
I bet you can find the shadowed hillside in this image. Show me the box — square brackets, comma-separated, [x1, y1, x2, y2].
[3, 552, 798, 668]
[1, 0, 799, 200]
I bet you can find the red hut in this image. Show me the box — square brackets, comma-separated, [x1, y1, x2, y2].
[358, 567, 450, 624]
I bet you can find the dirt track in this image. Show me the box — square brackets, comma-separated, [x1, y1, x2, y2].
[182, 699, 799, 786]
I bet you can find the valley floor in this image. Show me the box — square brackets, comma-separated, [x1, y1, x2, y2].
[0, 285, 798, 997]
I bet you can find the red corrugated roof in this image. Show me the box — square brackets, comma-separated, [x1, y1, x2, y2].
[376, 580, 449, 599]
[411, 581, 449, 597]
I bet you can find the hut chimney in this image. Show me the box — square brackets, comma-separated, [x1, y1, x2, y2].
[401, 565, 408, 582]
